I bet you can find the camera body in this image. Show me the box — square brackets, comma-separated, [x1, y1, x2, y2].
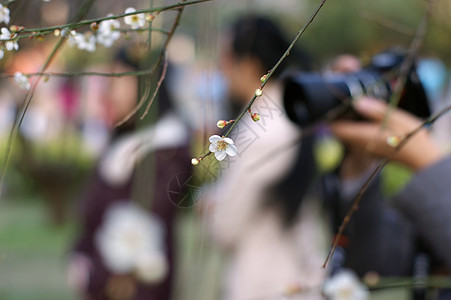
[282, 50, 430, 127]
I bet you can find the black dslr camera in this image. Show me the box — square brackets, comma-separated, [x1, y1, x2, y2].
[282, 50, 430, 127]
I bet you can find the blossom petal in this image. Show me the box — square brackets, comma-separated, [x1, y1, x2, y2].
[209, 135, 222, 143]
[1, 27, 9, 36]
[125, 7, 136, 14]
[222, 137, 234, 145]
[5, 41, 12, 51]
[214, 150, 227, 161]
[209, 142, 217, 153]
[225, 144, 238, 156]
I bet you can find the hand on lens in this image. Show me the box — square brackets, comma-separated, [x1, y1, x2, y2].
[330, 97, 443, 171]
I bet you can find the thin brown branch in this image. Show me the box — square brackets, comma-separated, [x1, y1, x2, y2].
[114, 70, 154, 127]
[360, 10, 414, 36]
[191, 0, 327, 164]
[322, 0, 437, 269]
[20, 0, 213, 34]
[115, 5, 185, 126]
[223, 0, 328, 137]
[0, 0, 97, 193]
[0, 69, 157, 79]
[382, 0, 435, 125]
[322, 101, 451, 269]
[140, 53, 168, 120]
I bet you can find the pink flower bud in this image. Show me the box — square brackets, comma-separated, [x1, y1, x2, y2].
[90, 22, 99, 31]
[251, 112, 261, 122]
[145, 13, 155, 22]
[9, 25, 22, 33]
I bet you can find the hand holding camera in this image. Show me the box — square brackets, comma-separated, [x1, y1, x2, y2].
[330, 96, 443, 171]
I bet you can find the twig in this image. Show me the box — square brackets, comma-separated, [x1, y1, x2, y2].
[322, 0, 437, 269]
[224, 0, 327, 137]
[115, 4, 185, 126]
[195, 0, 328, 160]
[20, 0, 213, 34]
[114, 69, 154, 127]
[322, 100, 451, 270]
[382, 0, 434, 126]
[0, 69, 158, 79]
[0, 0, 97, 195]
[360, 10, 414, 36]
[141, 53, 168, 119]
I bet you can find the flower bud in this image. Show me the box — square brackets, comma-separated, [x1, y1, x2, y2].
[145, 13, 155, 22]
[260, 74, 268, 83]
[9, 25, 23, 33]
[216, 120, 228, 129]
[251, 112, 261, 122]
[386, 135, 401, 148]
[191, 158, 200, 166]
[90, 22, 99, 31]
[255, 88, 263, 97]
[54, 29, 61, 37]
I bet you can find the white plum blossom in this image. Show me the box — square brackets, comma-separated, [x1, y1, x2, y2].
[68, 31, 96, 52]
[14, 72, 30, 90]
[0, 5, 10, 24]
[323, 270, 369, 300]
[124, 7, 146, 30]
[209, 135, 238, 161]
[97, 16, 121, 48]
[95, 202, 168, 283]
[0, 27, 18, 51]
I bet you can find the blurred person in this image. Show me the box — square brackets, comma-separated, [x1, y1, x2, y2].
[328, 96, 451, 299]
[68, 49, 192, 300]
[204, 15, 328, 300]
[330, 54, 362, 74]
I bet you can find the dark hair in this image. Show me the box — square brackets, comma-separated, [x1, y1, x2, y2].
[272, 134, 317, 227]
[230, 15, 311, 77]
[113, 48, 175, 136]
[230, 15, 316, 227]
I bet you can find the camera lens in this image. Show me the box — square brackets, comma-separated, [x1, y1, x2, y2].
[283, 71, 378, 127]
[282, 51, 430, 128]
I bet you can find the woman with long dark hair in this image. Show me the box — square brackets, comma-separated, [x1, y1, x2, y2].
[205, 15, 326, 300]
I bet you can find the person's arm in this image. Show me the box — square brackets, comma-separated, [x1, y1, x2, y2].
[330, 96, 443, 171]
[329, 96, 451, 272]
[393, 156, 451, 270]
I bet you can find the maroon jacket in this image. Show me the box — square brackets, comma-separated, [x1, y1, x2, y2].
[72, 145, 191, 300]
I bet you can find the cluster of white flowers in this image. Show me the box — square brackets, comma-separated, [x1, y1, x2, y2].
[14, 72, 30, 90]
[68, 30, 96, 52]
[97, 16, 121, 48]
[68, 7, 149, 52]
[323, 270, 369, 300]
[95, 202, 168, 283]
[124, 7, 146, 30]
